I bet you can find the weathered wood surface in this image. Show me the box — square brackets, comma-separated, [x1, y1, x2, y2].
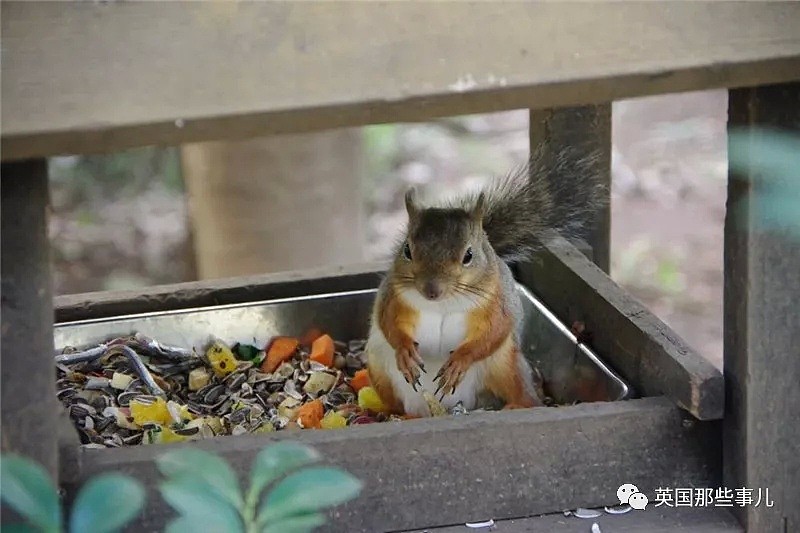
[723, 82, 800, 533]
[518, 234, 724, 420]
[3, 2, 800, 160]
[64, 397, 720, 533]
[417, 506, 742, 533]
[54, 262, 386, 323]
[0, 160, 59, 479]
[529, 105, 612, 273]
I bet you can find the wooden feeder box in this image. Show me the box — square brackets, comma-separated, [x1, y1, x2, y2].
[2, 3, 799, 531]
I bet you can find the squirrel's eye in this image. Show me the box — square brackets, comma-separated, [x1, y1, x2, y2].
[403, 242, 412, 261]
[462, 247, 473, 265]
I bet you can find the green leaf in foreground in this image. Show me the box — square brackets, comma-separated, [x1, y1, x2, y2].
[0, 454, 61, 533]
[249, 442, 322, 503]
[156, 449, 243, 509]
[69, 474, 145, 533]
[257, 467, 362, 526]
[164, 514, 244, 533]
[261, 513, 326, 533]
[159, 476, 244, 533]
[1, 524, 41, 533]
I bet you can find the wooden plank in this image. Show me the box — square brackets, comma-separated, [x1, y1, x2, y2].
[723, 82, 800, 532]
[529, 105, 612, 272]
[518, 233, 724, 420]
[63, 397, 720, 533]
[0, 160, 59, 479]
[54, 262, 386, 323]
[417, 506, 743, 533]
[3, 2, 800, 160]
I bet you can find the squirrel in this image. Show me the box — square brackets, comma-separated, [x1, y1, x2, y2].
[365, 144, 607, 417]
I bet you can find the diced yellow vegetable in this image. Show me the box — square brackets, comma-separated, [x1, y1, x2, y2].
[142, 424, 189, 444]
[206, 341, 238, 377]
[130, 397, 171, 426]
[320, 410, 348, 430]
[358, 386, 387, 414]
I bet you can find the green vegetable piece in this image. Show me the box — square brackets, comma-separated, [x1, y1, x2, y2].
[232, 343, 262, 361]
[69, 474, 145, 533]
[257, 467, 362, 526]
[156, 449, 243, 510]
[0, 454, 61, 533]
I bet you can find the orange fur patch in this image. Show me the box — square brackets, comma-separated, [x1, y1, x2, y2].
[449, 288, 513, 367]
[484, 343, 537, 408]
[378, 286, 419, 350]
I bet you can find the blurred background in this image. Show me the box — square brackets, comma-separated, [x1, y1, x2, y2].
[47, 89, 727, 369]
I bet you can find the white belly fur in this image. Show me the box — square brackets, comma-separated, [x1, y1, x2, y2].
[366, 288, 498, 417]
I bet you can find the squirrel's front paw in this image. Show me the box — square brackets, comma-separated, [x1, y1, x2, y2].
[395, 342, 426, 391]
[433, 354, 470, 399]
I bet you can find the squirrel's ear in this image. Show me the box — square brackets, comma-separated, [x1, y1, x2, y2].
[471, 192, 486, 223]
[405, 187, 419, 218]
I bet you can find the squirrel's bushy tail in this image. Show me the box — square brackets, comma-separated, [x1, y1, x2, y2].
[458, 143, 608, 262]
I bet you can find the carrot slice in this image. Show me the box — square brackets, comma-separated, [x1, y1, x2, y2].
[296, 399, 324, 429]
[309, 334, 335, 367]
[350, 369, 371, 393]
[299, 327, 324, 348]
[261, 336, 299, 373]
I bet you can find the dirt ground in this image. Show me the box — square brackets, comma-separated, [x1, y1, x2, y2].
[49, 89, 727, 368]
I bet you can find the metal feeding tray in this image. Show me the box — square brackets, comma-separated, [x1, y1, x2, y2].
[54, 284, 631, 406]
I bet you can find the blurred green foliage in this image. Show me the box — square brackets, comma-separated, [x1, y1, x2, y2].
[156, 442, 362, 533]
[1, 442, 362, 533]
[1, 453, 145, 533]
[50, 146, 183, 204]
[728, 127, 800, 239]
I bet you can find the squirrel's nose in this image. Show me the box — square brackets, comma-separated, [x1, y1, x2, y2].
[423, 281, 443, 300]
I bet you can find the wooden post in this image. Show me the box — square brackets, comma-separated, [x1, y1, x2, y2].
[181, 130, 365, 279]
[724, 82, 800, 532]
[529, 105, 612, 272]
[0, 160, 59, 480]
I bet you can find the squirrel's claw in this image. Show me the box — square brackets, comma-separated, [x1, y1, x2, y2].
[396, 344, 423, 391]
[434, 356, 467, 400]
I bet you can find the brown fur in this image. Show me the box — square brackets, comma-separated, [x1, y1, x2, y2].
[377, 284, 419, 350]
[484, 344, 539, 408]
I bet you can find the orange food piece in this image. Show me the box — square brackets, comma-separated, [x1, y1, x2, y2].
[261, 336, 299, 373]
[310, 334, 335, 367]
[296, 399, 324, 429]
[299, 328, 324, 348]
[350, 369, 371, 392]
